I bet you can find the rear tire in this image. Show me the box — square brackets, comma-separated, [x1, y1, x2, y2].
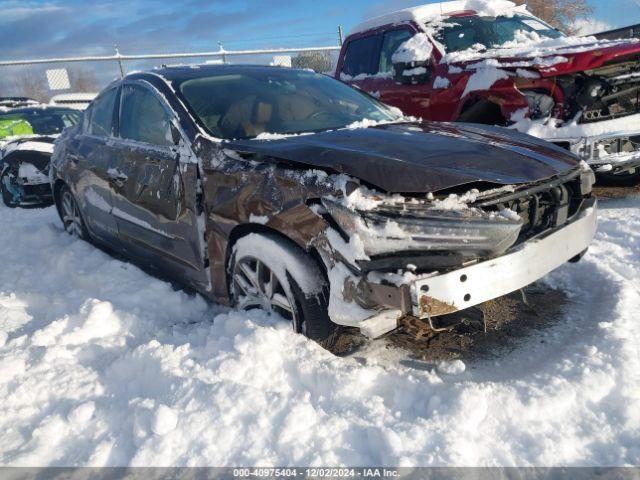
[56, 184, 89, 240]
[230, 233, 341, 352]
[1, 172, 19, 208]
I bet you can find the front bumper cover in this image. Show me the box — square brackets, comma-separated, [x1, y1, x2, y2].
[553, 131, 640, 175]
[354, 197, 597, 336]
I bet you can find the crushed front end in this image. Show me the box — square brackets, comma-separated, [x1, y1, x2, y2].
[1, 140, 55, 207]
[319, 165, 597, 338]
[518, 60, 640, 179]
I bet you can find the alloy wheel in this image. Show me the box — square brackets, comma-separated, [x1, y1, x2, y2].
[61, 190, 84, 237]
[232, 257, 301, 331]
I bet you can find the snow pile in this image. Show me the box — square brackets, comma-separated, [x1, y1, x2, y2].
[391, 33, 433, 64]
[1, 200, 640, 466]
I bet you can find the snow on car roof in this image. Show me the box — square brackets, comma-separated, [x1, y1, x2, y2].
[50, 93, 97, 102]
[348, 0, 528, 36]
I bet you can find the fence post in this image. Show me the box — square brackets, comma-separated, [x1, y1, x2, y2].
[114, 45, 125, 78]
[218, 42, 227, 64]
[338, 25, 344, 46]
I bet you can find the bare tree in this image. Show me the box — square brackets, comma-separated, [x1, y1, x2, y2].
[292, 51, 333, 73]
[70, 69, 99, 93]
[515, 0, 593, 35]
[13, 71, 49, 102]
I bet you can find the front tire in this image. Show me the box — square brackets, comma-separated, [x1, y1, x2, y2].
[230, 233, 341, 351]
[1, 171, 19, 208]
[57, 185, 89, 240]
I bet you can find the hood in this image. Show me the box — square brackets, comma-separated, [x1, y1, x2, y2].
[450, 39, 640, 78]
[225, 122, 579, 193]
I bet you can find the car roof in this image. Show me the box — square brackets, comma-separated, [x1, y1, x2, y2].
[347, 1, 528, 36]
[0, 105, 79, 114]
[128, 64, 313, 83]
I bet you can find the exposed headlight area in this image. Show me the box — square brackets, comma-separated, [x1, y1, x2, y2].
[321, 194, 523, 264]
[321, 165, 593, 275]
[523, 90, 555, 120]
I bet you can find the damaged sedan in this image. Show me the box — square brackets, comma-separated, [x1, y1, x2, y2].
[51, 65, 597, 350]
[1, 106, 80, 207]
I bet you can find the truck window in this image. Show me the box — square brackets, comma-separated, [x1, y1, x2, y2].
[378, 29, 414, 74]
[341, 35, 379, 78]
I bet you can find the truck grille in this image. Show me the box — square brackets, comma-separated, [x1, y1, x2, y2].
[582, 75, 640, 123]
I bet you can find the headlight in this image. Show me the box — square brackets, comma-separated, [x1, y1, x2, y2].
[322, 197, 523, 259]
[523, 91, 555, 119]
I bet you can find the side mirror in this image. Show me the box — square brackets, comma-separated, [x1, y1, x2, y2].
[393, 59, 432, 85]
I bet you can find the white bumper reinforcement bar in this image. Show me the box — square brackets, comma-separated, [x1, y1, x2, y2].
[412, 201, 598, 319]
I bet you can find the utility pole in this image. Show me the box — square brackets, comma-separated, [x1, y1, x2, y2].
[338, 25, 344, 46]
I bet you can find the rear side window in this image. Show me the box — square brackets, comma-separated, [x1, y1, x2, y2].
[378, 29, 414, 73]
[341, 35, 379, 78]
[88, 89, 117, 137]
[119, 85, 174, 146]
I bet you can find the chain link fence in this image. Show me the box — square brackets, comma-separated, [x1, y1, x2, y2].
[0, 46, 341, 103]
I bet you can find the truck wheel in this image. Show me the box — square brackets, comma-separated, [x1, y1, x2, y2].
[596, 170, 640, 187]
[230, 233, 341, 351]
[1, 172, 19, 208]
[57, 184, 89, 240]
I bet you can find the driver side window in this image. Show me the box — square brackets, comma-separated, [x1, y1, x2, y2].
[378, 29, 414, 74]
[119, 85, 175, 146]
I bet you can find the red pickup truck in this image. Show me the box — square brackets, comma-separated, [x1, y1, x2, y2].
[336, 0, 640, 184]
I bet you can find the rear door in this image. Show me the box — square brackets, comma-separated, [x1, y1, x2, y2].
[109, 82, 206, 286]
[67, 86, 120, 241]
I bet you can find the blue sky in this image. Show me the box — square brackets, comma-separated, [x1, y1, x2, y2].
[0, 0, 639, 60]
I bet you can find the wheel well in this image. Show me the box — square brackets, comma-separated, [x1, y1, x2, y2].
[225, 223, 329, 293]
[52, 179, 66, 214]
[458, 99, 507, 126]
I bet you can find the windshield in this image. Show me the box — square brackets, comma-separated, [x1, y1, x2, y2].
[0, 108, 80, 139]
[435, 14, 563, 53]
[177, 69, 401, 140]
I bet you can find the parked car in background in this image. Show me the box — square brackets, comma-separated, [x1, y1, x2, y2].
[337, 0, 640, 184]
[1, 105, 80, 207]
[52, 65, 596, 350]
[0, 97, 39, 110]
[50, 93, 97, 110]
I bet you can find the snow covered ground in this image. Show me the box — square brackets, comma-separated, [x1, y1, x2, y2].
[0, 197, 639, 467]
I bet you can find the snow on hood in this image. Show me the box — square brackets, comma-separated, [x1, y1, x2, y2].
[444, 30, 637, 67]
[2, 140, 55, 156]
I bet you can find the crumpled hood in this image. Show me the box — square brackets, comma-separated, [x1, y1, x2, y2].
[451, 39, 640, 78]
[225, 121, 579, 193]
[1, 136, 55, 171]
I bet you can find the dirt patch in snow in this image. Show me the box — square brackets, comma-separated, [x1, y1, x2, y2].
[340, 284, 568, 361]
[593, 183, 640, 200]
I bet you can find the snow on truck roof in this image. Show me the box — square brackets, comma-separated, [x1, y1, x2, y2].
[348, 0, 529, 36]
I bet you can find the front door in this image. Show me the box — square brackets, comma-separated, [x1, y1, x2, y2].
[367, 28, 434, 118]
[109, 82, 206, 288]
